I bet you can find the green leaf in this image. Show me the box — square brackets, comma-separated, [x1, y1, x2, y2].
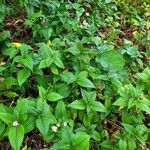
[38, 57, 53, 69]
[133, 31, 141, 41]
[0, 112, 14, 125]
[60, 71, 76, 84]
[47, 92, 63, 101]
[77, 71, 95, 88]
[91, 130, 101, 141]
[119, 139, 127, 150]
[17, 68, 31, 86]
[74, 132, 90, 150]
[0, 121, 5, 135]
[77, 77, 95, 88]
[90, 101, 107, 112]
[3, 91, 18, 98]
[128, 98, 136, 109]
[51, 66, 58, 75]
[4, 47, 19, 59]
[15, 99, 28, 121]
[113, 97, 128, 107]
[105, 0, 112, 4]
[69, 100, 86, 110]
[8, 125, 24, 150]
[20, 44, 32, 56]
[36, 115, 50, 136]
[122, 123, 135, 134]
[0, 66, 5, 72]
[97, 50, 125, 71]
[128, 138, 136, 150]
[38, 59, 48, 69]
[23, 116, 35, 133]
[36, 99, 50, 114]
[22, 55, 33, 71]
[55, 100, 67, 119]
[38, 86, 47, 99]
[125, 46, 139, 58]
[54, 57, 64, 69]
[136, 101, 150, 114]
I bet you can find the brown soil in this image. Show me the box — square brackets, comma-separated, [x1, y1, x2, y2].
[4, 12, 32, 42]
[0, 130, 51, 150]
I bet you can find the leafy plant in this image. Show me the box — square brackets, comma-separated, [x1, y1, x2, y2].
[0, 0, 150, 149]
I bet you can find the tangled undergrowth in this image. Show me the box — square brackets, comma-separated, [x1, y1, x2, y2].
[0, 0, 150, 150]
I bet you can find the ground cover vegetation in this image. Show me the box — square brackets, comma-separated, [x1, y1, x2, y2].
[0, 0, 150, 149]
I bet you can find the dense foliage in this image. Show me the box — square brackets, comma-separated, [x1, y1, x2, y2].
[0, 0, 150, 149]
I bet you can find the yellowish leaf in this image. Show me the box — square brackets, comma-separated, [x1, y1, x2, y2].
[146, 22, 150, 30]
[47, 40, 52, 46]
[11, 42, 22, 48]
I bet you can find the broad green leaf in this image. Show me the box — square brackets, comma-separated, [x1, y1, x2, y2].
[60, 71, 76, 84]
[133, 31, 141, 41]
[51, 128, 90, 150]
[47, 92, 63, 101]
[38, 57, 53, 69]
[105, 0, 112, 4]
[77, 78, 95, 88]
[113, 97, 128, 107]
[122, 123, 135, 134]
[77, 71, 88, 78]
[77, 71, 95, 88]
[38, 86, 47, 99]
[119, 139, 127, 150]
[15, 99, 28, 121]
[125, 46, 139, 58]
[17, 68, 31, 86]
[55, 100, 67, 119]
[53, 84, 71, 98]
[136, 101, 150, 114]
[90, 101, 107, 112]
[54, 57, 64, 69]
[36, 115, 50, 136]
[8, 125, 24, 150]
[97, 50, 125, 71]
[100, 140, 114, 149]
[69, 100, 86, 110]
[51, 66, 58, 75]
[20, 44, 32, 56]
[38, 59, 48, 69]
[4, 47, 19, 59]
[0, 112, 14, 125]
[22, 55, 33, 71]
[74, 132, 90, 150]
[36, 98, 50, 114]
[81, 89, 91, 102]
[91, 130, 101, 141]
[128, 138, 136, 150]
[0, 66, 5, 72]
[3, 91, 18, 98]
[128, 98, 136, 109]
[23, 115, 35, 133]
[0, 121, 5, 135]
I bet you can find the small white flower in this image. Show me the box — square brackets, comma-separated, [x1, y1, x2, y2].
[83, 20, 88, 27]
[63, 122, 67, 127]
[77, 17, 80, 22]
[52, 125, 58, 133]
[56, 123, 60, 127]
[0, 62, 6, 66]
[80, 25, 84, 28]
[13, 121, 19, 127]
[85, 12, 90, 16]
[0, 77, 4, 82]
[96, 36, 101, 40]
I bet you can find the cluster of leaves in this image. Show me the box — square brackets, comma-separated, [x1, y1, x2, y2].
[0, 0, 150, 150]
